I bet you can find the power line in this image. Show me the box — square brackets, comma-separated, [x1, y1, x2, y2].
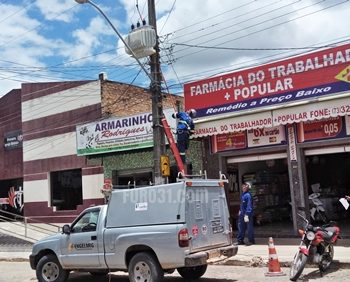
[160, 0, 258, 38]
[167, 0, 349, 83]
[159, 0, 176, 35]
[171, 0, 327, 58]
[0, 0, 36, 26]
[171, 43, 335, 51]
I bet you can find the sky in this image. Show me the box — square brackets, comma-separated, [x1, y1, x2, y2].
[1, 0, 350, 98]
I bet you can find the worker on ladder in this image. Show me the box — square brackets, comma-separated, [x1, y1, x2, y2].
[172, 109, 196, 164]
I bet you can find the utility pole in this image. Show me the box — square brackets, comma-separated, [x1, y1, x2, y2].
[75, 0, 165, 185]
[148, 0, 165, 185]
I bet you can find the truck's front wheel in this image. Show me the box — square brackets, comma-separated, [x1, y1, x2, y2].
[128, 252, 164, 282]
[36, 254, 69, 282]
[177, 264, 207, 279]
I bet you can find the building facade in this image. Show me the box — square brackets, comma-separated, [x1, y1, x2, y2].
[0, 89, 23, 214]
[186, 43, 350, 234]
[22, 80, 104, 222]
[79, 78, 203, 190]
[0, 75, 203, 223]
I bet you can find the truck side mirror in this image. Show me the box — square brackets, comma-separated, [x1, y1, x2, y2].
[62, 224, 71, 234]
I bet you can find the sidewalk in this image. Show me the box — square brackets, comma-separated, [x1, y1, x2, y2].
[0, 221, 60, 262]
[222, 237, 350, 268]
[1, 237, 350, 268]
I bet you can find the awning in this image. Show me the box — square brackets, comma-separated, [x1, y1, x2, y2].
[194, 111, 273, 137]
[227, 152, 287, 163]
[193, 96, 350, 137]
[272, 96, 350, 125]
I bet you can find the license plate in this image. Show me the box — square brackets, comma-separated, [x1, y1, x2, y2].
[208, 249, 220, 259]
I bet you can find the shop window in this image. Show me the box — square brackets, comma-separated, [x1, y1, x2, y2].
[305, 153, 350, 221]
[51, 169, 82, 211]
[240, 159, 291, 225]
[114, 169, 153, 188]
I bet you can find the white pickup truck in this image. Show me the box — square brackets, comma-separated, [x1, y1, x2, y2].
[30, 176, 238, 282]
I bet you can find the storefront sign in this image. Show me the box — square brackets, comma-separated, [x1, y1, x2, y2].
[76, 109, 175, 156]
[185, 43, 350, 118]
[211, 132, 246, 153]
[297, 117, 344, 142]
[4, 130, 23, 150]
[287, 125, 297, 161]
[345, 115, 350, 135]
[194, 111, 273, 137]
[272, 96, 350, 125]
[247, 125, 285, 147]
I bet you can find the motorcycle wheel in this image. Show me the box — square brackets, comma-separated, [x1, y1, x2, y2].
[319, 244, 334, 272]
[289, 251, 308, 281]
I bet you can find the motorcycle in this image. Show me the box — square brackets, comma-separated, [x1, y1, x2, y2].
[289, 213, 340, 281]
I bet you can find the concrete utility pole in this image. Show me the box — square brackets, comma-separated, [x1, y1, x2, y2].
[148, 0, 165, 185]
[75, 0, 166, 185]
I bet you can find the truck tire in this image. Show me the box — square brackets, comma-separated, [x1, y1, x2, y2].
[177, 264, 207, 279]
[36, 254, 69, 282]
[128, 252, 164, 282]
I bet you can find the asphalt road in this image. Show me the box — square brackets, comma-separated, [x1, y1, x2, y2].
[1, 262, 350, 282]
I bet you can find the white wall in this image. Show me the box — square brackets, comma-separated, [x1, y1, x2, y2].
[24, 178, 50, 203]
[23, 131, 77, 162]
[82, 173, 104, 200]
[22, 81, 101, 122]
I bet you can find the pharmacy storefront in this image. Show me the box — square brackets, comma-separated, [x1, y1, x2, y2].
[185, 43, 350, 233]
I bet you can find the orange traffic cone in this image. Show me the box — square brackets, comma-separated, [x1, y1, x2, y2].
[265, 237, 285, 277]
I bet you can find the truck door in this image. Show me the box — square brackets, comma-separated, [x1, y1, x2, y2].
[186, 186, 231, 251]
[60, 208, 103, 268]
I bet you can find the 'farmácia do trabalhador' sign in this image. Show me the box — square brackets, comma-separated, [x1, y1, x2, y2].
[76, 109, 175, 156]
[193, 95, 350, 137]
[185, 43, 350, 118]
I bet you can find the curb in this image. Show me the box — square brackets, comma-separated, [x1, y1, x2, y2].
[216, 257, 350, 269]
[2, 256, 350, 269]
[0, 257, 29, 262]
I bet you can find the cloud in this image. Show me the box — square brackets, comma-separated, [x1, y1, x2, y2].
[35, 0, 76, 22]
[0, 3, 54, 95]
[1, 0, 350, 98]
[152, 0, 350, 90]
[62, 16, 119, 65]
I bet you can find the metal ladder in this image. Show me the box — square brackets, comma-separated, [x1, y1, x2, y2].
[161, 117, 186, 174]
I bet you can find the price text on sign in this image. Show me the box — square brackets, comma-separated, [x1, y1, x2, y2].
[297, 117, 344, 143]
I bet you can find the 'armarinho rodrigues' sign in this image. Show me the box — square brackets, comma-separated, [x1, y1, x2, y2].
[76, 109, 176, 156]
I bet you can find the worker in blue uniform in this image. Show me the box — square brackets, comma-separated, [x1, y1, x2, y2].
[172, 109, 196, 164]
[237, 182, 255, 246]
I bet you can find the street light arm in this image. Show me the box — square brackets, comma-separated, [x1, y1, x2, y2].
[75, 0, 154, 82]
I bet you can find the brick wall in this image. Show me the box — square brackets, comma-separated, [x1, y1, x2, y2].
[101, 80, 181, 117]
[98, 80, 204, 176]
[0, 89, 23, 180]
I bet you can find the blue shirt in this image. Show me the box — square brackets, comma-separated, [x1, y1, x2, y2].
[175, 112, 194, 131]
[240, 191, 253, 216]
